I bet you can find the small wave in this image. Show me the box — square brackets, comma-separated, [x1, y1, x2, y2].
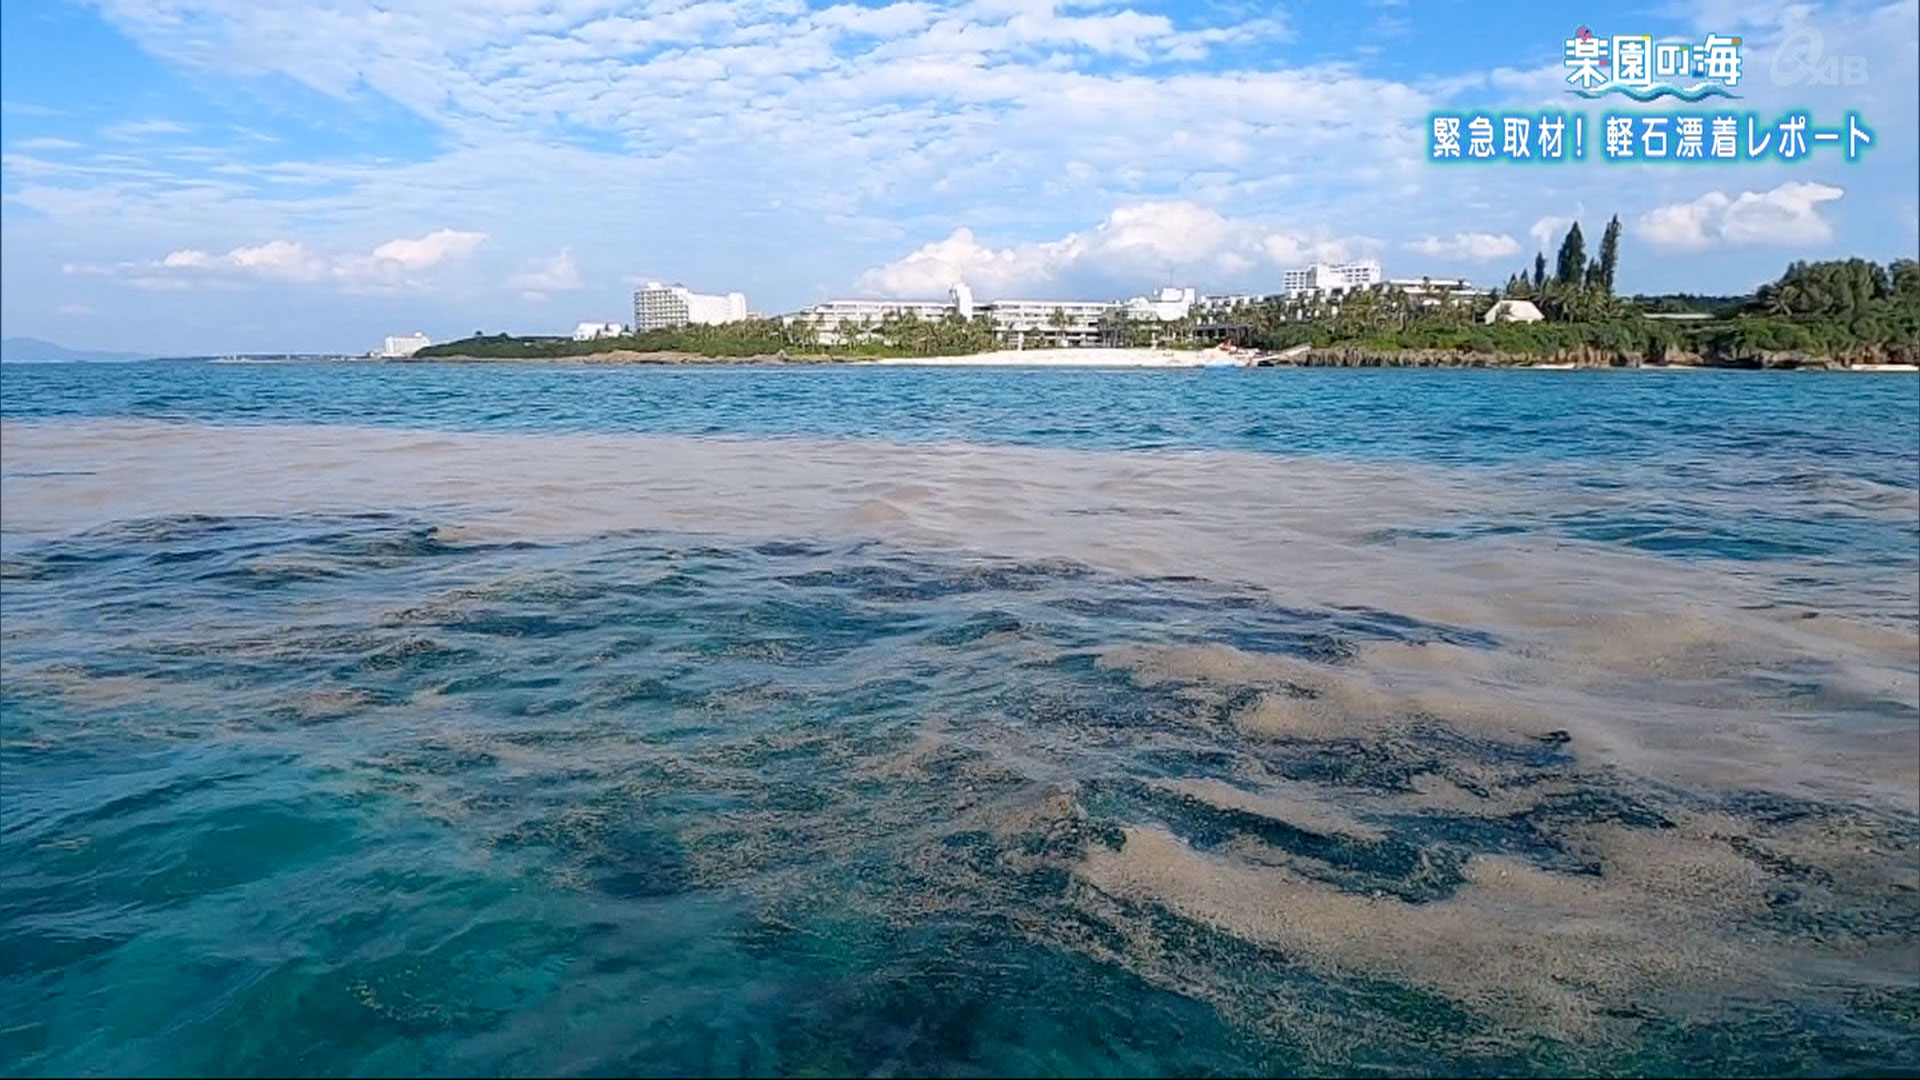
[1569, 83, 1739, 101]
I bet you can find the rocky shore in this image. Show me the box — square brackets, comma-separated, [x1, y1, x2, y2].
[400, 349, 850, 365]
[1262, 344, 1920, 370]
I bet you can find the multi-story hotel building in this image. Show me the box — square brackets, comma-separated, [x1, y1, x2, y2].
[1281, 261, 1382, 297]
[1121, 286, 1197, 323]
[788, 283, 1208, 347]
[979, 299, 1114, 347]
[771, 263, 1481, 347]
[785, 284, 976, 345]
[786, 300, 958, 345]
[1383, 277, 1484, 306]
[379, 332, 431, 358]
[633, 282, 749, 331]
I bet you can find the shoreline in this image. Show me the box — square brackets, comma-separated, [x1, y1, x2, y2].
[405, 347, 1920, 372]
[861, 347, 1243, 367]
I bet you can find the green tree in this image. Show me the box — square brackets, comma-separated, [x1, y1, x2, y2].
[1047, 307, 1070, 347]
[1100, 308, 1142, 347]
[1891, 259, 1920, 302]
[1555, 222, 1585, 287]
[1597, 215, 1622, 295]
[1532, 252, 1547, 292]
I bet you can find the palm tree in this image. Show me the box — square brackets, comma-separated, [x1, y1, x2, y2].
[1047, 307, 1070, 347]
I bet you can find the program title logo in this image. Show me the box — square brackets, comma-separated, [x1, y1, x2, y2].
[1427, 26, 1875, 166]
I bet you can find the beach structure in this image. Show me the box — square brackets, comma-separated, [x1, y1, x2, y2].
[379, 332, 431, 358]
[1195, 293, 1261, 312]
[1123, 286, 1198, 323]
[1386, 277, 1484, 306]
[633, 283, 749, 331]
[1209, 269, 1480, 317]
[573, 322, 624, 341]
[1484, 299, 1546, 323]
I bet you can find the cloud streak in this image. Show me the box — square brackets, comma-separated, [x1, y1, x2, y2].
[1637, 182, 1844, 252]
[3, 0, 1912, 352]
[508, 248, 583, 298]
[151, 228, 488, 288]
[1404, 233, 1522, 261]
[858, 201, 1371, 298]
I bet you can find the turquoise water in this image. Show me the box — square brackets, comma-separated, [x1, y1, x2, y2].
[7, 363, 1916, 474]
[2, 363, 1917, 1076]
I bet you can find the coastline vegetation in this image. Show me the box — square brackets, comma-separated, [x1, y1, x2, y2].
[1210, 221, 1919, 365]
[414, 219, 1920, 366]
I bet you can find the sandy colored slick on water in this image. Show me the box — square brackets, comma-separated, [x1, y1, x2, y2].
[4, 418, 1914, 813]
[6, 416, 1916, 1062]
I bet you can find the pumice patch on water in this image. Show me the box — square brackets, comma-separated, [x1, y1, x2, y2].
[2, 422, 1915, 1076]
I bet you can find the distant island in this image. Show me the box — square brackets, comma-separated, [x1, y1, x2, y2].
[0, 337, 154, 365]
[415, 238, 1920, 370]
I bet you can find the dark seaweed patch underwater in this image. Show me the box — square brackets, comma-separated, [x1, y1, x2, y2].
[2, 510, 1915, 1077]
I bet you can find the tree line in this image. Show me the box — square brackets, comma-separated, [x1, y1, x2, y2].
[418, 217, 1918, 364]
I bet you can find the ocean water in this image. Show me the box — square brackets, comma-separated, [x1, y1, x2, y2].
[2, 362, 1917, 1077]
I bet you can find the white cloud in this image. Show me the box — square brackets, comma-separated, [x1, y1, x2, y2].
[1637, 182, 1844, 252]
[13, 137, 82, 152]
[129, 276, 194, 291]
[225, 239, 322, 278]
[154, 228, 488, 288]
[1404, 232, 1522, 261]
[1719, 182, 1845, 245]
[71, 0, 1409, 227]
[7, 0, 1909, 353]
[1639, 195, 1728, 252]
[507, 247, 582, 298]
[369, 228, 489, 271]
[104, 119, 193, 140]
[56, 303, 94, 315]
[1528, 212, 1583, 252]
[1682, 0, 1822, 35]
[859, 201, 1368, 297]
[810, 2, 942, 38]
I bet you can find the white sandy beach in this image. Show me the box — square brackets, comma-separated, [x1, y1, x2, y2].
[863, 346, 1243, 367]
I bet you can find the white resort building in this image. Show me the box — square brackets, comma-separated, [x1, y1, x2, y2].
[1386, 277, 1485, 306]
[633, 282, 749, 331]
[791, 297, 957, 339]
[1195, 293, 1262, 313]
[1282, 261, 1383, 297]
[761, 262, 1488, 349]
[1122, 286, 1198, 323]
[787, 282, 1211, 348]
[785, 284, 971, 345]
[983, 299, 1116, 347]
[379, 333, 431, 358]
[572, 322, 624, 341]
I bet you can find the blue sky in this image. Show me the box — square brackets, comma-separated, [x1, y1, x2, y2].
[2, 0, 1915, 354]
